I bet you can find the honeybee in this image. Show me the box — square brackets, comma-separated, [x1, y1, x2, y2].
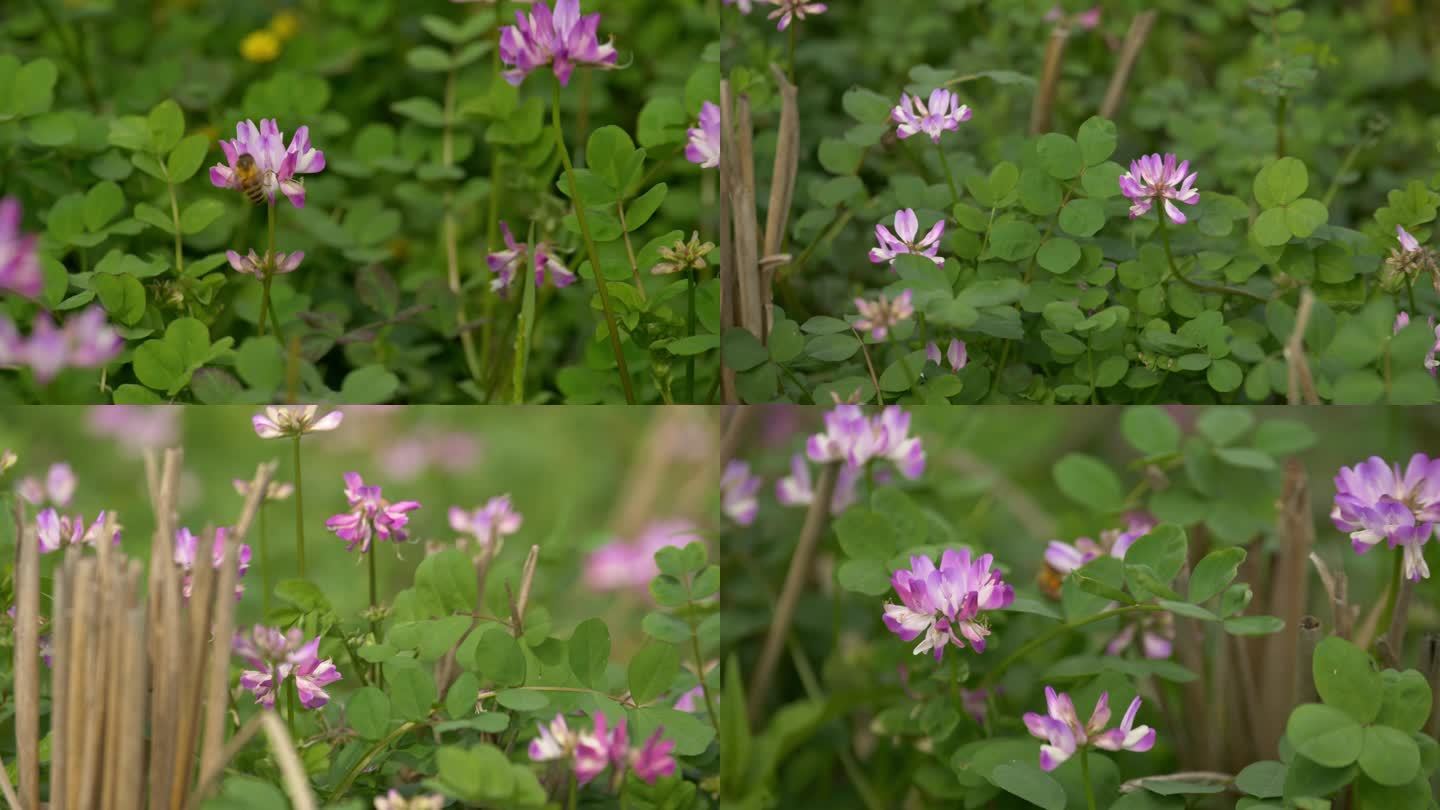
[1035, 564, 1066, 600]
[233, 153, 268, 206]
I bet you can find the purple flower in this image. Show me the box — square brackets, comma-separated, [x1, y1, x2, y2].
[1332, 455, 1440, 580]
[0, 306, 122, 384]
[883, 548, 1014, 660]
[0, 197, 42, 298]
[325, 472, 421, 553]
[209, 119, 325, 208]
[1024, 688, 1155, 771]
[1394, 311, 1440, 376]
[36, 509, 118, 554]
[1398, 225, 1422, 253]
[225, 249, 304, 277]
[1119, 153, 1199, 224]
[869, 209, 945, 266]
[721, 460, 761, 526]
[724, 0, 753, 11]
[629, 728, 677, 783]
[373, 791, 444, 810]
[17, 462, 75, 507]
[499, 0, 618, 87]
[806, 404, 926, 479]
[853, 289, 914, 341]
[1045, 5, 1102, 29]
[174, 527, 252, 599]
[448, 495, 523, 550]
[584, 520, 702, 592]
[673, 685, 706, 712]
[531, 712, 677, 786]
[252, 405, 343, 438]
[926, 338, 968, 372]
[234, 626, 341, 709]
[767, 0, 827, 30]
[891, 89, 971, 144]
[488, 221, 576, 295]
[685, 101, 721, 169]
[1043, 513, 1156, 576]
[529, 713, 579, 762]
[1106, 610, 1175, 660]
[88, 406, 181, 454]
[574, 712, 625, 785]
[775, 453, 861, 514]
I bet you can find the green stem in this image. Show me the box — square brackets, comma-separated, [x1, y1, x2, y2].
[259, 504, 272, 617]
[550, 80, 636, 403]
[978, 604, 1167, 689]
[1408, 279, 1418, 315]
[1155, 209, 1267, 303]
[1377, 548, 1404, 640]
[567, 772, 578, 810]
[442, 65, 485, 386]
[1080, 746, 1096, 810]
[167, 179, 184, 277]
[686, 269, 697, 403]
[292, 435, 305, 579]
[935, 137, 960, 206]
[286, 677, 297, 739]
[326, 722, 421, 800]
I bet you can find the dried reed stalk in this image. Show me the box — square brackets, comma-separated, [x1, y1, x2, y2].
[1100, 11, 1158, 120]
[747, 463, 839, 724]
[12, 498, 39, 810]
[1296, 615, 1322, 705]
[1285, 288, 1320, 404]
[260, 712, 318, 810]
[1423, 634, 1440, 738]
[721, 82, 764, 357]
[1030, 26, 1070, 135]
[761, 65, 800, 339]
[1258, 460, 1313, 754]
[718, 79, 739, 403]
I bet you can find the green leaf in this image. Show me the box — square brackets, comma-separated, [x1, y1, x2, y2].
[836, 559, 892, 595]
[339, 365, 399, 404]
[392, 97, 447, 127]
[1252, 208, 1292, 247]
[1375, 669, 1432, 733]
[147, 99, 185, 154]
[1313, 636, 1382, 724]
[180, 199, 224, 234]
[833, 508, 899, 560]
[1196, 408, 1254, 445]
[1058, 198, 1107, 238]
[495, 689, 548, 712]
[628, 643, 681, 705]
[1285, 199, 1328, 238]
[624, 183, 667, 230]
[1189, 547, 1246, 603]
[1077, 117, 1117, 165]
[347, 687, 392, 740]
[414, 549, 478, 614]
[722, 328, 768, 371]
[1287, 703, 1364, 767]
[1358, 726, 1420, 786]
[83, 182, 125, 232]
[1121, 405, 1181, 456]
[988, 762, 1067, 810]
[167, 134, 210, 183]
[989, 220, 1042, 260]
[1036, 133, 1083, 180]
[1254, 157, 1309, 209]
[1234, 760, 1285, 798]
[406, 45, 453, 72]
[473, 628, 526, 687]
[93, 273, 146, 326]
[1052, 453, 1125, 512]
[1037, 238, 1081, 274]
[387, 665, 438, 722]
[569, 617, 611, 688]
[1223, 615, 1284, 635]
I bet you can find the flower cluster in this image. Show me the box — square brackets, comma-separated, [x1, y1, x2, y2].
[852, 289, 914, 340]
[529, 712, 676, 786]
[776, 452, 860, 514]
[883, 549, 1014, 659]
[685, 101, 720, 169]
[1024, 687, 1155, 771]
[721, 460, 762, 525]
[448, 495, 523, 553]
[891, 89, 971, 144]
[925, 338, 967, 373]
[372, 791, 444, 810]
[225, 249, 304, 278]
[0, 197, 42, 298]
[88, 406, 181, 454]
[209, 119, 325, 208]
[1043, 513, 1156, 576]
[252, 405, 344, 438]
[233, 477, 294, 502]
[325, 472, 421, 553]
[233, 625, 342, 709]
[768, 0, 828, 31]
[1118, 152, 1199, 224]
[499, 0, 618, 87]
[1393, 311, 1440, 375]
[174, 527, 252, 599]
[869, 209, 944, 267]
[36, 508, 118, 554]
[1044, 4, 1102, 29]
[1381, 225, 1440, 294]
[0, 306, 122, 384]
[806, 404, 926, 480]
[584, 520, 702, 592]
[17, 462, 75, 507]
[1332, 454, 1440, 580]
[488, 222, 576, 295]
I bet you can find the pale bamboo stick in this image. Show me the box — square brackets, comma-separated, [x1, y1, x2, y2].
[260, 712, 318, 810]
[12, 498, 39, 810]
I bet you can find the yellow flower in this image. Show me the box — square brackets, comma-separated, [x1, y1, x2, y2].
[269, 10, 300, 41]
[240, 30, 281, 63]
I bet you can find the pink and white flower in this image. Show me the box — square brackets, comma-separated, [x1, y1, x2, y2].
[0, 306, 122, 384]
[209, 119, 326, 208]
[0, 197, 42, 298]
[721, 460, 761, 526]
[499, 0, 618, 87]
[883, 548, 1014, 660]
[892, 89, 971, 144]
[252, 405, 343, 439]
[234, 626, 342, 709]
[488, 221, 576, 295]
[925, 338, 968, 372]
[448, 494, 523, 550]
[767, 0, 827, 31]
[686, 101, 721, 169]
[869, 209, 945, 266]
[1024, 687, 1155, 771]
[853, 289, 914, 341]
[324, 472, 421, 553]
[1119, 153, 1199, 224]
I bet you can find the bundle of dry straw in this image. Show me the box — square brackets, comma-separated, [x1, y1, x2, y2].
[6, 449, 316, 810]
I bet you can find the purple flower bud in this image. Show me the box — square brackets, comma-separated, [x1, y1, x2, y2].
[685, 101, 721, 169]
[0, 197, 43, 298]
[721, 460, 761, 526]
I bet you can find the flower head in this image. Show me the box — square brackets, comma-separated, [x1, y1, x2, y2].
[891, 89, 971, 144]
[209, 119, 325, 208]
[0, 306, 122, 384]
[630, 727, 677, 783]
[252, 405, 343, 439]
[36, 509, 118, 554]
[925, 338, 968, 372]
[724, 0, 753, 12]
[721, 460, 762, 526]
[685, 101, 721, 169]
[174, 527, 252, 599]
[234, 626, 341, 709]
[806, 404, 926, 478]
[1332, 455, 1440, 580]
[325, 472, 421, 553]
[1382, 226, 1440, 294]
[776, 453, 861, 514]
[530, 712, 676, 786]
[1119, 153, 1199, 224]
[500, 0, 618, 87]
[767, 0, 827, 30]
[651, 232, 715, 275]
[853, 289, 914, 341]
[233, 478, 294, 502]
[584, 520, 702, 592]
[1043, 513, 1156, 576]
[870, 209, 945, 267]
[373, 791, 444, 810]
[88, 406, 181, 454]
[0, 197, 42, 298]
[448, 495, 523, 551]
[883, 548, 1014, 660]
[1394, 312, 1440, 375]
[488, 222, 576, 295]
[1045, 5, 1102, 30]
[1024, 688, 1155, 771]
[225, 249, 304, 277]
[17, 462, 76, 508]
